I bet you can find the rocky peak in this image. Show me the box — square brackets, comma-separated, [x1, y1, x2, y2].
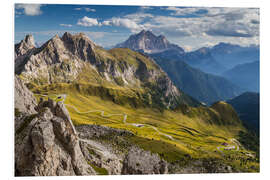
[61, 32, 96, 61]
[15, 34, 35, 57]
[24, 34, 35, 47]
[115, 30, 184, 54]
[61, 32, 95, 45]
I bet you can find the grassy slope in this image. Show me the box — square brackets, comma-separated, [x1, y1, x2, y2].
[30, 82, 259, 172]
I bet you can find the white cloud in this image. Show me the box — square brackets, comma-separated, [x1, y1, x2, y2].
[77, 16, 100, 27]
[85, 8, 96, 12]
[124, 13, 154, 23]
[60, 24, 73, 27]
[102, 18, 144, 33]
[74, 7, 96, 12]
[164, 7, 204, 16]
[15, 4, 43, 16]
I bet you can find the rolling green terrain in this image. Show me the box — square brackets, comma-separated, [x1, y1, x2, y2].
[30, 82, 259, 172]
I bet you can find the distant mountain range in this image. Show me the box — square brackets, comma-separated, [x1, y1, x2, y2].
[116, 30, 259, 76]
[227, 92, 259, 134]
[152, 47, 226, 75]
[153, 56, 243, 105]
[211, 43, 259, 69]
[116, 30, 254, 104]
[222, 61, 259, 92]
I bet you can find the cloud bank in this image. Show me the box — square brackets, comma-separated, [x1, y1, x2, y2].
[15, 4, 43, 16]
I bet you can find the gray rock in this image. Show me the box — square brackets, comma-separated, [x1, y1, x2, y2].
[15, 34, 35, 57]
[15, 97, 96, 176]
[122, 146, 168, 174]
[14, 75, 37, 114]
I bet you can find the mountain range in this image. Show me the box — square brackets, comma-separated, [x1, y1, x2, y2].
[118, 30, 259, 76]
[116, 30, 248, 104]
[153, 57, 243, 105]
[15, 32, 200, 109]
[222, 61, 259, 92]
[14, 32, 260, 175]
[211, 43, 259, 69]
[152, 46, 226, 75]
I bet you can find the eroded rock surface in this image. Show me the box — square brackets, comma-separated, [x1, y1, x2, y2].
[14, 75, 37, 114]
[15, 97, 95, 176]
[122, 146, 168, 174]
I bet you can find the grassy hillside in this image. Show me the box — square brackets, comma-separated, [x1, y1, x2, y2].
[29, 82, 259, 172]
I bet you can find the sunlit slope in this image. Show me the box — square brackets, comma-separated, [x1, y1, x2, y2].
[30, 83, 258, 172]
[18, 32, 200, 109]
[33, 84, 244, 145]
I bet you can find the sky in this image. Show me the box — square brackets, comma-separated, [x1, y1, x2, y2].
[14, 4, 259, 51]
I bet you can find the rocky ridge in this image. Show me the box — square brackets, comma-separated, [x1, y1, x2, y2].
[15, 32, 200, 109]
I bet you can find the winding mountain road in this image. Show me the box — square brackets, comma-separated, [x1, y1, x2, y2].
[59, 94, 174, 140]
[37, 93, 242, 155]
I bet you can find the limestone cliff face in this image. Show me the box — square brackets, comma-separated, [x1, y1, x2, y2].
[14, 75, 37, 114]
[15, 99, 96, 176]
[15, 77, 95, 176]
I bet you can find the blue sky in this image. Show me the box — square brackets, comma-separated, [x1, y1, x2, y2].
[15, 4, 259, 51]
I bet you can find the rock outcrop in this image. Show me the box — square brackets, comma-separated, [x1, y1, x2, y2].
[15, 99, 96, 176]
[14, 75, 37, 114]
[76, 124, 169, 175]
[14, 78, 96, 176]
[122, 146, 168, 174]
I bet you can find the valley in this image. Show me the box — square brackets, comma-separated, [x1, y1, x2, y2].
[30, 82, 259, 172]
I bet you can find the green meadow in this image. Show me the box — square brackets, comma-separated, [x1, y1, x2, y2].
[31, 82, 259, 172]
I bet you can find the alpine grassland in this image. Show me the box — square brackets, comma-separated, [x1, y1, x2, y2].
[30, 81, 259, 172]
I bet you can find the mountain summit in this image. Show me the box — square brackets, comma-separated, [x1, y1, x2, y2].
[115, 30, 185, 54]
[15, 34, 35, 58]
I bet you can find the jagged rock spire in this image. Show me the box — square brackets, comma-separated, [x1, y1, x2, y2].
[15, 34, 35, 57]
